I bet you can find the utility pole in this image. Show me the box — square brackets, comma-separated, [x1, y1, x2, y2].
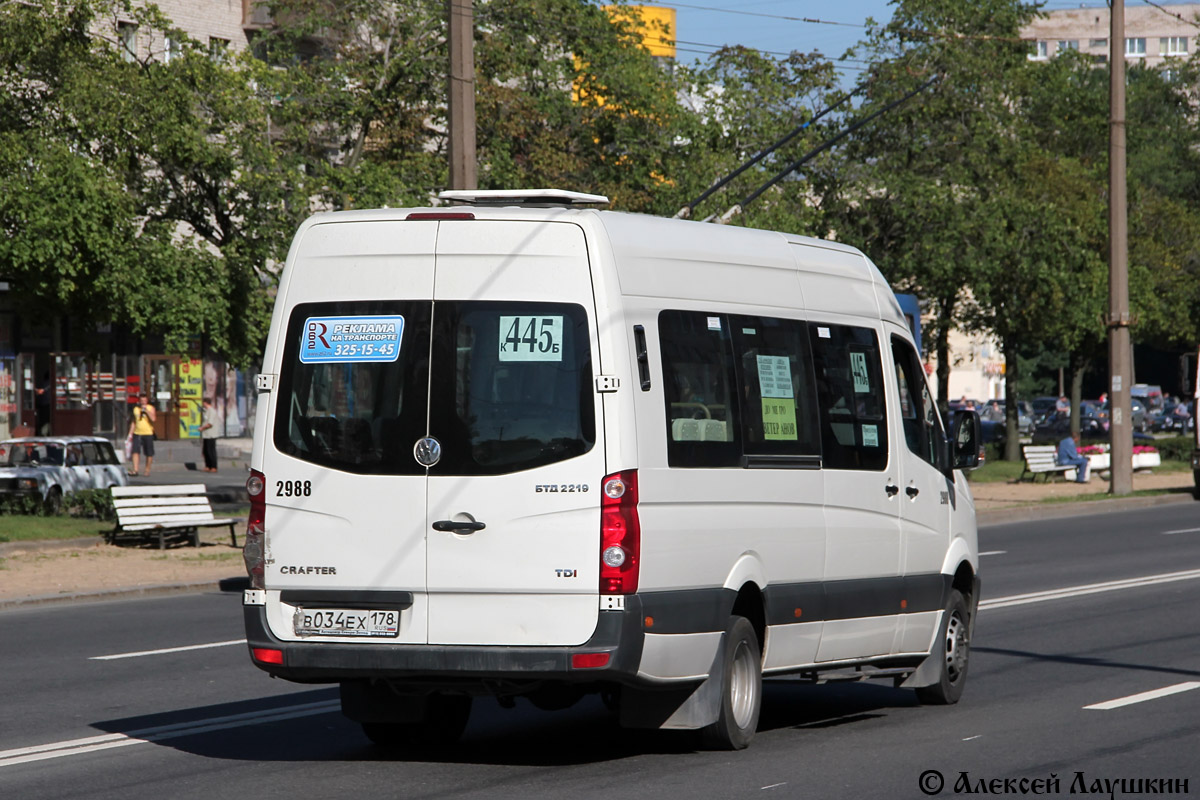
[1108, 0, 1133, 495]
[447, 0, 476, 191]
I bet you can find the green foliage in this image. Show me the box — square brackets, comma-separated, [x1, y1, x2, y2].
[4, 0, 1200, 374]
[65, 489, 117, 521]
[1153, 435, 1196, 463]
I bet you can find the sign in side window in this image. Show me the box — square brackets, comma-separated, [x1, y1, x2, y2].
[659, 311, 822, 467]
[809, 323, 888, 471]
[892, 336, 943, 467]
[275, 302, 430, 475]
[300, 315, 405, 364]
[429, 302, 594, 475]
[659, 310, 741, 468]
[731, 315, 820, 457]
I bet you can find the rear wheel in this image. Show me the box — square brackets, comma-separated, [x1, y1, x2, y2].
[916, 589, 971, 705]
[361, 693, 472, 748]
[700, 616, 761, 750]
[43, 487, 63, 515]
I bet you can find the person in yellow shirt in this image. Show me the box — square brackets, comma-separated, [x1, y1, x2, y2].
[127, 393, 157, 477]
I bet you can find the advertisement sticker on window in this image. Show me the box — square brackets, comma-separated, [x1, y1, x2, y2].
[499, 316, 564, 362]
[300, 316, 404, 364]
[762, 399, 798, 441]
[861, 424, 879, 447]
[756, 355, 794, 399]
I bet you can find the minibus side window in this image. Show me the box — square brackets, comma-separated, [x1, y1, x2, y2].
[891, 335, 942, 467]
[730, 315, 820, 457]
[808, 323, 889, 471]
[659, 310, 741, 467]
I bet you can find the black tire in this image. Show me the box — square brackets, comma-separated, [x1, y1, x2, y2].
[916, 589, 971, 705]
[700, 616, 762, 750]
[361, 694, 472, 749]
[1192, 470, 1200, 500]
[44, 487, 63, 515]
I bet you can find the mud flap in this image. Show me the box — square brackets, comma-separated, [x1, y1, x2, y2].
[619, 631, 726, 730]
[901, 576, 979, 690]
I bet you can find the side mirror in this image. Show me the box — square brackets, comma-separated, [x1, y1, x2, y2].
[949, 409, 982, 471]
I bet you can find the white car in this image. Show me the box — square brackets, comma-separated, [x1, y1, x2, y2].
[0, 436, 129, 512]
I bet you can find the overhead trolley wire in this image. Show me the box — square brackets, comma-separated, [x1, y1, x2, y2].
[674, 83, 867, 219]
[710, 74, 940, 223]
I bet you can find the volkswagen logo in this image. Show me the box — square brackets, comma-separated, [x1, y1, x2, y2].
[413, 436, 441, 468]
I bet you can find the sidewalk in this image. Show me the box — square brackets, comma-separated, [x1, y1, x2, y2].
[971, 468, 1196, 525]
[120, 436, 254, 504]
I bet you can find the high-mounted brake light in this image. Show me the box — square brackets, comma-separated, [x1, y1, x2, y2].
[405, 212, 475, 221]
[244, 469, 266, 590]
[600, 470, 640, 594]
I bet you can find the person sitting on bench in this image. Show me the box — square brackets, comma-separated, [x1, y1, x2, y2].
[1056, 433, 1089, 483]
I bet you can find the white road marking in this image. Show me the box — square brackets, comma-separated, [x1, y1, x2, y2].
[980, 569, 1200, 610]
[90, 639, 247, 661]
[1084, 682, 1200, 711]
[0, 700, 340, 768]
[978, 551, 1007, 556]
[1162, 527, 1200, 535]
[761, 783, 787, 790]
[963, 735, 982, 741]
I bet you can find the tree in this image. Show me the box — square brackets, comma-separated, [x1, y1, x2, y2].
[0, 0, 310, 365]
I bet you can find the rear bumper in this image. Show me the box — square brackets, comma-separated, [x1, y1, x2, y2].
[243, 597, 647, 684]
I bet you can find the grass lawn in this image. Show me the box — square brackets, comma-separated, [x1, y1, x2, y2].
[0, 515, 111, 543]
[968, 455, 1192, 484]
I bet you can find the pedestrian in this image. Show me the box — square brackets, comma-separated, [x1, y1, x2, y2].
[1055, 395, 1070, 414]
[198, 397, 219, 472]
[1056, 432, 1089, 483]
[35, 372, 51, 435]
[127, 393, 156, 477]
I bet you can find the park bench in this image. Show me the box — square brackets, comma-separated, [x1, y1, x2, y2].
[1019, 444, 1075, 483]
[109, 484, 240, 549]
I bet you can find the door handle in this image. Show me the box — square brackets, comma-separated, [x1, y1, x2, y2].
[906, 485, 920, 498]
[432, 520, 486, 534]
[885, 484, 900, 497]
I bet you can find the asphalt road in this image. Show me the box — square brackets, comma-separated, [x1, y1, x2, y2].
[2, 503, 1198, 799]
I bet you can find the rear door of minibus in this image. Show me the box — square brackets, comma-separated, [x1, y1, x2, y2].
[423, 219, 605, 646]
[263, 219, 435, 645]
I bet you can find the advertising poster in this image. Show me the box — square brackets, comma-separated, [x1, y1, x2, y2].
[176, 359, 203, 438]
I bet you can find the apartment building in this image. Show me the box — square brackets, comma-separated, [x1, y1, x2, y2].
[1023, 3, 1199, 66]
[104, 0, 261, 62]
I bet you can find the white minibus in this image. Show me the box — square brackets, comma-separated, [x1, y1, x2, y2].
[243, 189, 982, 750]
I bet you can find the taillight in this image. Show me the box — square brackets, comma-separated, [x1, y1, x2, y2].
[600, 470, 640, 594]
[244, 469, 266, 589]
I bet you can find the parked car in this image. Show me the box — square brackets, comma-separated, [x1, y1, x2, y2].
[1154, 399, 1193, 433]
[1032, 404, 1155, 446]
[0, 436, 128, 512]
[1031, 396, 1059, 422]
[1104, 397, 1149, 433]
[978, 399, 1036, 445]
[1131, 383, 1164, 412]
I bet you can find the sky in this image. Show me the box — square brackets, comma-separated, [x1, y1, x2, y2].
[656, 0, 1166, 84]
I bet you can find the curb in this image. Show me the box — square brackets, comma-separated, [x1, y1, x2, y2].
[977, 490, 1195, 527]
[0, 576, 249, 611]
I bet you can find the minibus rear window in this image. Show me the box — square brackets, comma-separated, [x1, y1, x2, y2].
[274, 301, 431, 475]
[428, 301, 595, 475]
